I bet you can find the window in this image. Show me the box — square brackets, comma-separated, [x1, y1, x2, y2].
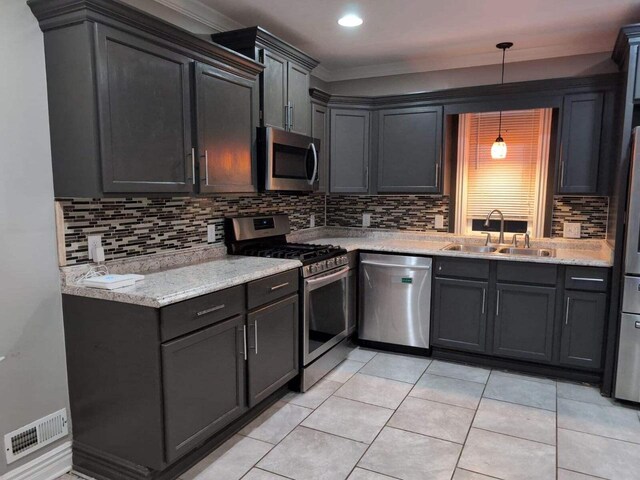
[454, 108, 552, 237]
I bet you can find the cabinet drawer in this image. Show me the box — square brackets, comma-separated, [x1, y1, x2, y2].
[248, 270, 299, 310]
[161, 285, 245, 341]
[497, 262, 557, 286]
[565, 267, 609, 292]
[435, 257, 489, 280]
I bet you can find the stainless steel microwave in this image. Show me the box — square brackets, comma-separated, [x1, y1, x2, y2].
[258, 126, 320, 192]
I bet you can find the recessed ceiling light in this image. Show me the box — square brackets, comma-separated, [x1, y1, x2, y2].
[338, 14, 363, 27]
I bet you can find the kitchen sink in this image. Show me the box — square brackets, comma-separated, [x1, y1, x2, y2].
[443, 244, 498, 253]
[497, 247, 556, 257]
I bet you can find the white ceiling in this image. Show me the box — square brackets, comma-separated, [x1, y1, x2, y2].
[172, 0, 640, 81]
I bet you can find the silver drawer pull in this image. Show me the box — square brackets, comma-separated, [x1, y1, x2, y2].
[636, 321, 640, 329]
[196, 304, 225, 317]
[270, 282, 289, 291]
[571, 277, 604, 283]
[242, 325, 247, 360]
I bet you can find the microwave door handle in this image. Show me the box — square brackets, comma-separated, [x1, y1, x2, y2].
[308, 143, 318, 185]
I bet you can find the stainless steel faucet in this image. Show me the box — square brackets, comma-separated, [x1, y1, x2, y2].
[484, 209, 505, 244]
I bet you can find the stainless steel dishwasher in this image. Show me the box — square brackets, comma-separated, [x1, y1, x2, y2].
[359, 253, 432, 348]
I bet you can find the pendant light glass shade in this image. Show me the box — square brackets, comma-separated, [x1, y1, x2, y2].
[491, 136, 507, 159]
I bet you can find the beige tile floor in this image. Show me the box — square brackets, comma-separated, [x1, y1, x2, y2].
[58, 349, 640, 480]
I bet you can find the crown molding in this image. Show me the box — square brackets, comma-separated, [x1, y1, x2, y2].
[150, 0, 243, 33]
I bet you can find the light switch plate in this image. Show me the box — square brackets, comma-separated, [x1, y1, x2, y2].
[434, 214, 444, 229]
[310, 214, 315, 228]
[87, 235, 102, 260]
[362, 213, 371, 228]
[207, 224, 216, 243]
[563, 222, 581, 239]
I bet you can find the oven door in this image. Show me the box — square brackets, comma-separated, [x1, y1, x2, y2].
[303, 266, 349, 365]
[262, 127, 319, 192]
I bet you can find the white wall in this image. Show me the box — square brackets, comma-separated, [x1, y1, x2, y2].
[0, 0, 71, 476]
[326, 52, 617, 96]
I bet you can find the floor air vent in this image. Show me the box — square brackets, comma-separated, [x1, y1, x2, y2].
[4, 409, 68, 464]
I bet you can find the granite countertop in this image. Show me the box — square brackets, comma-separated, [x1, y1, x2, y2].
[291, 228, 614, 268]
[61, 255, 301, 308]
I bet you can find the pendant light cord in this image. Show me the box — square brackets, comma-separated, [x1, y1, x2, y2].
[498, 46, 506, 137]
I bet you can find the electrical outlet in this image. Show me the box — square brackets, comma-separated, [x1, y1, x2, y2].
[362, 213, 371, 228]
[87, 235, 102, 260]
[310, 214, 315, 228]
[434, 214, 444, 229]
[207, 224, 216, 243]
[563, 222, 581, 239]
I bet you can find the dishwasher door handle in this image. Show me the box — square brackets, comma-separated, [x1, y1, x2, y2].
[360, 260, 431, 270]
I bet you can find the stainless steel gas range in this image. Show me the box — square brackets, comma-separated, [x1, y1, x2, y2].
[225, 215, 354, 391]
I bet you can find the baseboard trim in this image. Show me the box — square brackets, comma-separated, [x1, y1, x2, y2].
[1, 441, 72, 480]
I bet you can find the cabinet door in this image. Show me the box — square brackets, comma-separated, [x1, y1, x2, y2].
[162, 315, 247, 462]
[260, 50, 287, 130]
[196, 63, 258, 193]
[330, 109, 370, 193]
[377, 106, 443, 193]
[247, 295, 299, 407]
[311, 102, 329, 192]
[95, 25, 194, 193]
[560, 291, 606, 369]
[493, 284, 556, 362]
[287, 62, 311, 135]
[432, 278, 488, 353]
[558, 92, 604, 194]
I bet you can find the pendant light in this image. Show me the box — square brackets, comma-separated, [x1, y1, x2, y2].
[491, 42, 513, 159]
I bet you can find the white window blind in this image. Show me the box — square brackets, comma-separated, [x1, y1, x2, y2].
[465, 109, 544, 222]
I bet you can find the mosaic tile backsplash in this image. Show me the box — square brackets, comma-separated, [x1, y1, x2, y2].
[326, 194, 450, 231]
[59, 194, 325, 265]
[551, 196, 608, 239]
[58, 193, 607, 265]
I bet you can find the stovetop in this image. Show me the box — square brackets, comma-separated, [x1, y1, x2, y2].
[235, 242, 346, 265]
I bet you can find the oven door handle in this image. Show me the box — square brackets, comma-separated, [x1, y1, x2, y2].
[308, 142, 318, 185]
[305, 266, 349, 291]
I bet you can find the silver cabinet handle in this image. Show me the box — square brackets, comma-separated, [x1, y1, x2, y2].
[565, 297, 571, 325]
[289, 102, 294, 130]
[284, 104, 289, 130]
[191, 147, 196, 185]
[560, 160, 566, 187]
[482, 288, 486, 315]
[196, 304, 225, 317]
[254, 320, 258, 355]
[570, 277, 604, 283]
[242, 325, 247, 361]
[496, 291, 500, 316]
[204, 150, 209, 186]
[270, 282, 290, 291]
[435, 162, 440, 189]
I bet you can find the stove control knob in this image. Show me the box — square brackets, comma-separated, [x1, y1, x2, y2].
[310, 265, 317, 274]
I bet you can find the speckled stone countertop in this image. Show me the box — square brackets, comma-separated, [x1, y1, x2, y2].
[290, 228, 614, 268]
[61, 252, 301, 308]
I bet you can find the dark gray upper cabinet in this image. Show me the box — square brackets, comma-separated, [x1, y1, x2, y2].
[558, 92, 604, 194]
[377, 106, 443, 193]
[310, 92, 330, 192]
[247, 295, 299, 407]
[211, 27, 319, 136]
[432, 277, 488, 353]
[29, 0, 263, 197]
[95, 25, 194, 194]
[492, 283, 556, 363]
[161, 315, 247, 463]
[330, 109, 371, 193]
[261, 50, 288, 131]
[196, 63, 258, 193]
[287, 62, 311, 135]
[560, 291, 607, 369]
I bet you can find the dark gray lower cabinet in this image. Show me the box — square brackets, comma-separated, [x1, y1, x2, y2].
[492, 283, 556, 362]
[560, 291, 607, 369]
[196, 63, 258, 193]
[162, 315, 247, 462]
[432, 278, 488, 353]
[247, 295, 299, 407]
